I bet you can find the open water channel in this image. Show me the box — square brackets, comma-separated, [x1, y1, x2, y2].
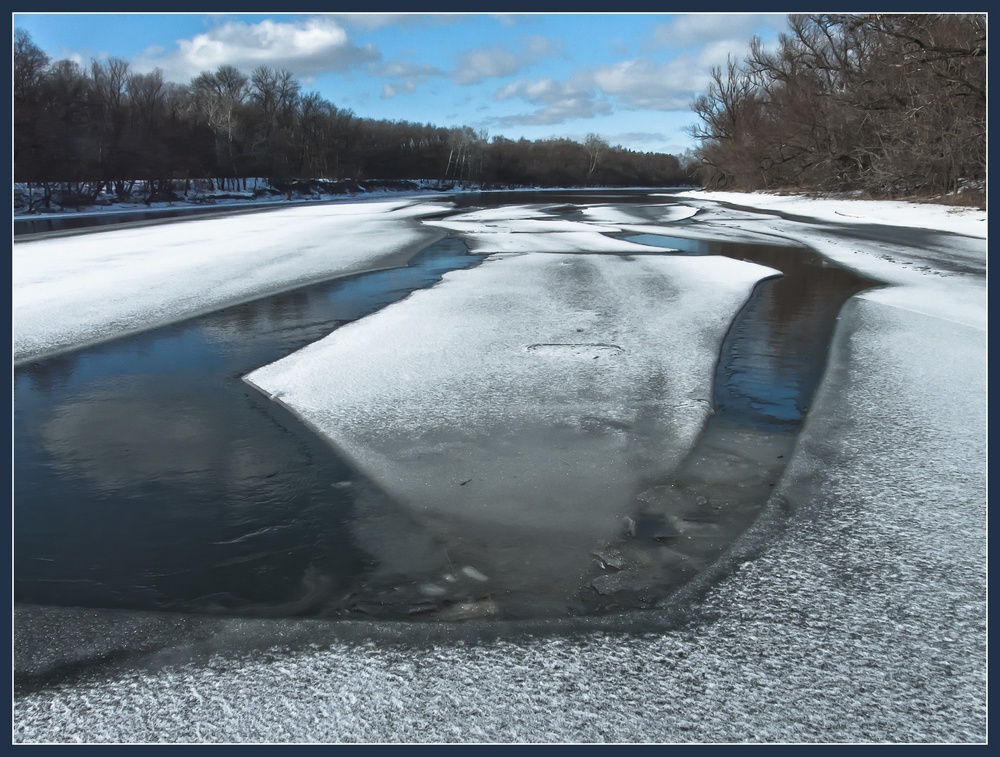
[13, 192, 873, 621]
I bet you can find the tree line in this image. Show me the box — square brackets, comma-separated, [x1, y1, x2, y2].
[690, 14, 986, 199]
[13, 29, 689, 195]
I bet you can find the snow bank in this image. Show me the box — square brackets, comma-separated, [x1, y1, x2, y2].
[12, 200, 449, 365]
[673, 189, 987, 239]
[12, 178, 456, 216]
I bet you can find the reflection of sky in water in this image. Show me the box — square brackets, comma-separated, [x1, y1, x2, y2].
[40, 378, 275, 492]
[626, 233, 871, 432]
[626, 233, 706, 255]
[14, 221, 870, 618]
[720, 291, 808, 429]
[14, 238, 481, 613]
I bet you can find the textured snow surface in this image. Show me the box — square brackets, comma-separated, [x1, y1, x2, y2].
[672, 189, 987, 238]
[12, 200, 447, 364]
[422, 204, 682, 254]
[579, 203, 699, 225]
[13, 191, 986, 743]
[245, 252, 772, 594]
[14, 289, 985, 744]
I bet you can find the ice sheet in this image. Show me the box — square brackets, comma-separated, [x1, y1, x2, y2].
[13, 200, 447, 364]
[246, 251, 774, 591]
[13, 189, 987, 743]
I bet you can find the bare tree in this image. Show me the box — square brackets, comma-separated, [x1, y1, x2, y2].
[691, 13, 986, 197]
[13, 29, 49, 102]
[190, 65, 250, 177]
[584, 134, 608, 181]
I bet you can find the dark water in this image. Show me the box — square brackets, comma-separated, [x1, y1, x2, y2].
[622, 232, 872, 433]
[14, 237, 483, 614]
[13, 198, 873, 620]
[580, 233, 873, 613]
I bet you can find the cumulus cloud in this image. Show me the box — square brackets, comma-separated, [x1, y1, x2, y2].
[591, 57, 706, 111]
[451, 35, 557, 85]
[693, 39, 753, 70]
[133, 17, 380, 82]
[496, 78, 561, 104]
[494, 77, 612, 125]
[377, 60, 443, 98]
[650, 14, 787, 48]
[488, 20, 763, 129]
[381, 82, 414, 99]
[332, 14, 465, 30]
[493, 50, 707, 125]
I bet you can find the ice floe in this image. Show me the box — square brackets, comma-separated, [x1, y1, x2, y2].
[246, 250, 775, 606]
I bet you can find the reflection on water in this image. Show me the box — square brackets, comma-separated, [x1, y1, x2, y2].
[14, 237, 482, 614]
[578, 233, 873, 614]
[625, 235, 872, 432]
[14, 201, 874, 621]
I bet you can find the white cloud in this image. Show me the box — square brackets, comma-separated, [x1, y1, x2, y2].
[332, 13, 465, 30]
[494, 50, 712, 125]
[592, 57, 707, 111]
[496, 78, 559, 104]
[379, 61, 439, 79]
[382, 82, 416, 99]
[694, 39, 753, 69]
[650, 13, 787, 48]
[376, 60, 443, 96]
[494, 76, 611, 125]
[451, 35, 557, 85]
[133, 17, 380, 82]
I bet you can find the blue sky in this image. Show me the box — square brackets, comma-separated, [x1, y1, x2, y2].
[13, 12, 791, 155]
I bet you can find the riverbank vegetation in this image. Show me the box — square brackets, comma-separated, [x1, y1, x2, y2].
[15, 14, 985, 210]
[13, 29, 689, 198]
[689, 14, 985, 205]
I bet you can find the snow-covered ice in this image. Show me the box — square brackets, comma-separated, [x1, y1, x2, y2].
[245, 251, 774, 606]
[12, 189, 987, 743]
[423, 206, 662, 254]
[670, 189, 988, 238]
[13, 199, 449, 365]
[579, 202, 699, 225]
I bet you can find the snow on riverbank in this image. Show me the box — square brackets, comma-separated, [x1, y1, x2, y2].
[672, 189, 987, 238]
[12, 199, 449, 365]
[12, 178, 456, 217]
[13, 190, 987, 743]
[674, 189, 987, 333]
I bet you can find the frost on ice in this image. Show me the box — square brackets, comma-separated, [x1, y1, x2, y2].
[246, 249, 774, 607]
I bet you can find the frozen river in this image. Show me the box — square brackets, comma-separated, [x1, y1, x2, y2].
[12, 190, 986, 743]
[15, 192, 870, 620]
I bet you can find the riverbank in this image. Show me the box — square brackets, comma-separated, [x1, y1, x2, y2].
[13, 190, 986, 743]
[13, 178, 453, 216]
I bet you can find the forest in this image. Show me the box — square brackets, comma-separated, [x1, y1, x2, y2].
[689, 14, 986, 202]
[12, 28, 688, 201]
[14, 14, 986, 207]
